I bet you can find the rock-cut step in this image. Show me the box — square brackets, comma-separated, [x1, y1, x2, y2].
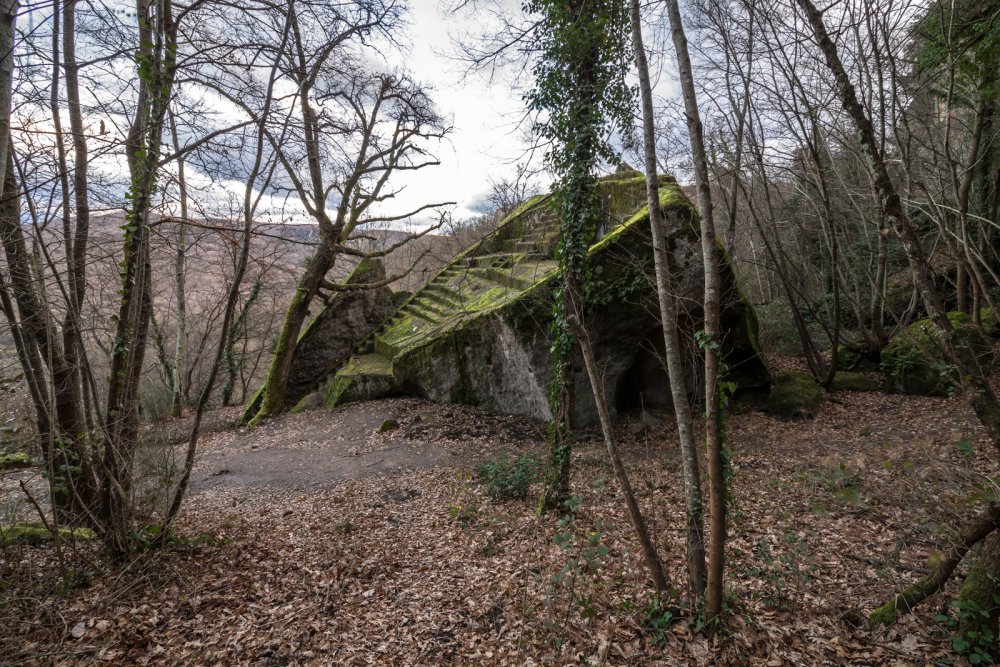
[324, 353, 396, 408]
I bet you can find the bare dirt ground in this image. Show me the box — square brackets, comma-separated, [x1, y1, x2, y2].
[2, 366, 998, 665]
[188, 401, 468, 493]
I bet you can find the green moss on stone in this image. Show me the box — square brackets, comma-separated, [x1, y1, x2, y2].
[290, 392, 322, 414]
[767, 370, 823, 420]
[325, 354, 395, 409]
[0, 451, 32, 470]
[378, 418, 399, 433]
[0, 523, 95, 546]
[881, 311, 994, 396]
[829, 372, 880, 392]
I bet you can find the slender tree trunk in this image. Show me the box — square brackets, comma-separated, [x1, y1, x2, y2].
[663, 0, 727, 624]
[168, 107, 188, 418]
[160, 14, 291, 532]
[0, 152, 96, 522]
[629, 0, 706, 598]
[102, 0, 177, 558]
[0, 0, 16, 187]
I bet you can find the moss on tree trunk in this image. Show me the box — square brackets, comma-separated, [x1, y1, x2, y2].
[957, 533, 1000, 645]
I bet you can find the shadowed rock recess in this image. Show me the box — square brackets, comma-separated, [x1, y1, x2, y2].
[292, 172, 771, 424]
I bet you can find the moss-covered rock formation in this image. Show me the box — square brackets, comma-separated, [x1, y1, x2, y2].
[318, 174, 770, 424]
[881, 311, 997, 396]
[767, 370, 823, 420]
[244, 259, 395, 418]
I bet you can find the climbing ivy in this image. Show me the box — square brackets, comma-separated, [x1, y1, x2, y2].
[524, 0, 635, 512]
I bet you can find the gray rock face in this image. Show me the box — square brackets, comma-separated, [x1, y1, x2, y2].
[283, 259, 395, 407]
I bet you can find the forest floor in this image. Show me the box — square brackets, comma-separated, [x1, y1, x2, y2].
[1, 357, 998, 665]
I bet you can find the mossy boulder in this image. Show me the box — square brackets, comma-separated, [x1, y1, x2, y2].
[325, 174, 771, 424]
[0, 451, 32, 470]
[829, 372, 880, 393]
[881, 311, 996, 396]
[290, 391, 323, 414]
[0, 523, 95, 546]
[377, 418, 399, 433]
[767, 371, 823, 420]
[245, 259, 396, 419]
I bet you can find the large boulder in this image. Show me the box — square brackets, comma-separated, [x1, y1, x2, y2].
[324, 174, 771, 424]
[881, 310, 996, 396]
[767, 370, 823, 420]
[247, 259, 396, 415]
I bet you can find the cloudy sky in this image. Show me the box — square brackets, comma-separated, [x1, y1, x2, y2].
[386, 0, 535, 222]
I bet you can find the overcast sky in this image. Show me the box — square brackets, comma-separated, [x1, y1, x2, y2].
[386, 0, 535, 223]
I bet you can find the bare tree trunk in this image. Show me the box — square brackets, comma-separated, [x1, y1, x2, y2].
[663, 0, 727, 624]
[567, 314, 670, 598]
[0, 0, 15, 188]
[168, 107, 188, 418]
[629, 0, 706, 598]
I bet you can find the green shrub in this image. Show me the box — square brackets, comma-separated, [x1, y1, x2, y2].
[476, 452, 541, 500]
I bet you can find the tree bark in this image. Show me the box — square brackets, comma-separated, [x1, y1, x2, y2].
[168, 107, 188, 418]
[663, 0, 727, 623]
[629, 0, 706, 598]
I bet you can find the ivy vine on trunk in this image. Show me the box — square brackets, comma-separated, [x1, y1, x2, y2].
[523, 0, 634, 514]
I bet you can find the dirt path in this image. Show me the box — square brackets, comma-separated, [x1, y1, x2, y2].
[188, 398, 545, 493]
[190, 400, 464, 492]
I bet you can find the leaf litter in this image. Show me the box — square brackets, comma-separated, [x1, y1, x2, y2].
[1, 364, 997, 665]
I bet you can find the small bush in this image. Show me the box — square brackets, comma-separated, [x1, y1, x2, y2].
[476, 453, 540, 500]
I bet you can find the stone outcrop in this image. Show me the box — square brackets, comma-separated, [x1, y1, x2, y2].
[881, 309, 997, 396]
[248, 259, 395, 415]
[314, 173, 771, 424]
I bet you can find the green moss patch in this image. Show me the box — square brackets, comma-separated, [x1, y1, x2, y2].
[0, 451, 33, 470]
[0, 523, 95, 546]
[325, 354, 396, 409]
[767, 371, 823, 420]
[829, 372, 880, 393]
[378, 418, 399, 433]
